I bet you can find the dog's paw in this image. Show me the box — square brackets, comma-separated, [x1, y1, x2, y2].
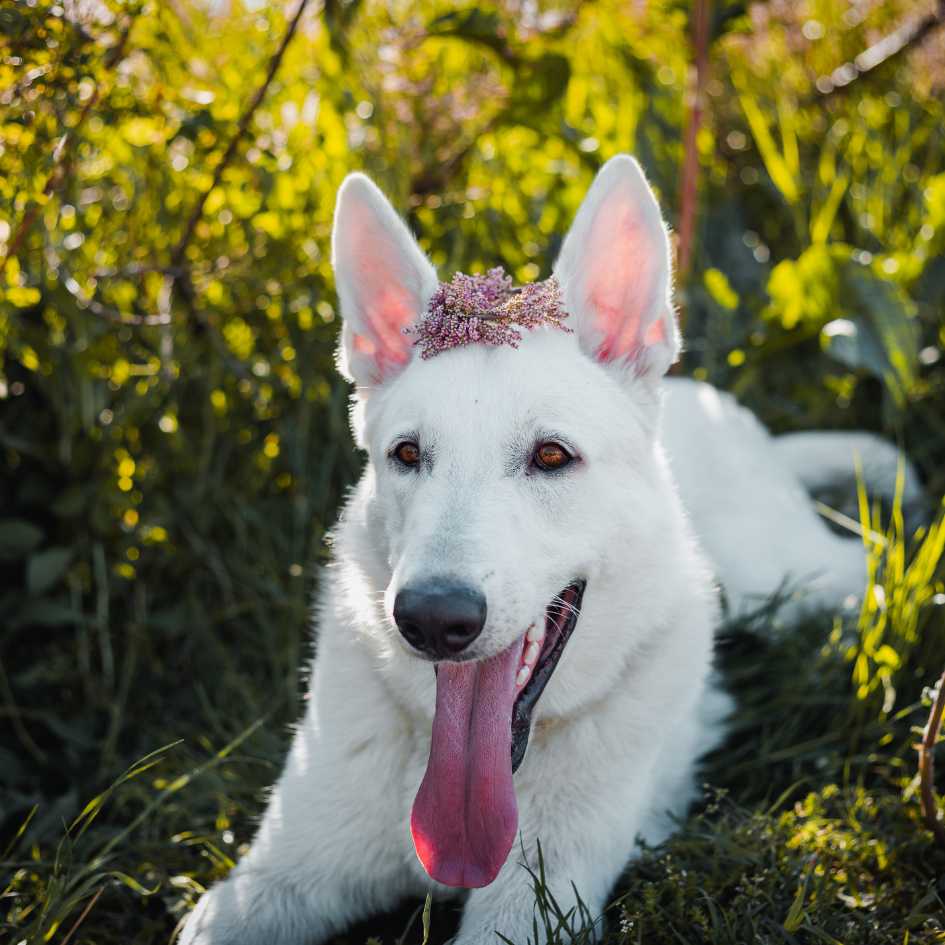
[177, 887, 227, 945]
[177, 872, 329, 945]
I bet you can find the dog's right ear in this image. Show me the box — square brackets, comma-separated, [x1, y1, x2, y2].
[332, 174, 438, 389]
[553, 156, 679, 381]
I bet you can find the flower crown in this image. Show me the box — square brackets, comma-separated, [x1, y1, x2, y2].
[405, 267, 571, 359]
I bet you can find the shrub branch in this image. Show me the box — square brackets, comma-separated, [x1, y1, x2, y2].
[1, 17, 135, 268]
[169, 0, 314, 268]
[36, 0, 314, 329]
[676, 0, 712, 293]
[817, 0, 945, 97]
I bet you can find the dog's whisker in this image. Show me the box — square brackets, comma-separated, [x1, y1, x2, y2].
[548, 595, 582, 618]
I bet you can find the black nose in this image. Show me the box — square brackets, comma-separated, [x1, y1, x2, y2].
[393, 580, 487, 659]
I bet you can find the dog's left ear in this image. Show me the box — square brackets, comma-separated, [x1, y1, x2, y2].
[553, 155, 679, 379]
[332, 173, 438, 388]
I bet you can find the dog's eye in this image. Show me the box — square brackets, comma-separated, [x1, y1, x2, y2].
[533, 442, 573, 472]
[393, 441, 421, 467]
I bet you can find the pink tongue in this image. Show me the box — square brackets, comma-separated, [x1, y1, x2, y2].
[410, 642, 522, 888]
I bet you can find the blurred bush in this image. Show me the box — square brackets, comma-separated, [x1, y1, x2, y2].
[1, 0, 945, 940]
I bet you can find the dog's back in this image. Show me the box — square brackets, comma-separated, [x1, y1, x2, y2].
[662, 377, 919, 620]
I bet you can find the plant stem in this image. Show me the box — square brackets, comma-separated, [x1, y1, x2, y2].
[918, 665, 945, 845]
[676, 0, 712, 298]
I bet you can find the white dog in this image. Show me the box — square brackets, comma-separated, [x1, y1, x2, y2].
[179, 155, 918, 945]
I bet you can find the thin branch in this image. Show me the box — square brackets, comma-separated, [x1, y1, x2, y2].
[92, 263, 188, 279]
[83, 298, 171, 326]
[676, 0, 713, 300]
[169, 0, 314, 267]
[918, 665, 945, 846]
[0, 63, 53, 106]
[1, 18, 135, 267]
[48, 248, 172, 325]
[59, 887, 104, 945]
[816, 1, 945, 97]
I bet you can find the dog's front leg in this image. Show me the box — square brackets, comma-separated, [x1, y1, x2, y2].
[178, 633, 422, 945]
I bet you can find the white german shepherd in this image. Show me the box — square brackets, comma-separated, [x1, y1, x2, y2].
[180, 156, 919, 944]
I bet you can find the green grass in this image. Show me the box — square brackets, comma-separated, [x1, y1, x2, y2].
[3, 504, 944, 945]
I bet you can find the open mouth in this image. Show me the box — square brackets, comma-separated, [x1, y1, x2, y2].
[410, 580, 586, 890]
[511, 580, 587, 772]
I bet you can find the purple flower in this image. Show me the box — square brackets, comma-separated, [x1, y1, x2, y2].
[406, 267, 572, 359]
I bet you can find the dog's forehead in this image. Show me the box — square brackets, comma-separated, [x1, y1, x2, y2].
[370, 330, 628, 444]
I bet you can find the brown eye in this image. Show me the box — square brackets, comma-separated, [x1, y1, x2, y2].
[534, 442, 572, 471]
[394, 441, 421, 467]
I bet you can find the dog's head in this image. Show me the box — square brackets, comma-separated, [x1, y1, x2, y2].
[331, 156, 689, 887]
[333, 155, 680, 657]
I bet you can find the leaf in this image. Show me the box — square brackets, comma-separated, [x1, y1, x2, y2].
[503, 54, 571, 125]
[821, 267, 919, 407]
[122, 116, 166, 148]
[821, 317, 888, 381]
[739, 91, 799, 205]
[104, 871, 160, 896]
[704, 268, 740, 310]
[51, 486, 88, 519]
[810, 175, 848, 244]
[923, 172, 945, 230]
[783, 857, 816, 932]
[13, 598, 78, 628]
[847, 266, 919, 403]
[427, 10, 507, 56]
[914, 255, 945, 306]
[0, 519, 44, 560]
[874, 644, 901, 668]
[6, 286, 41, 307]
[711, 2, 748, 41]
[27, 547, 73, 596]
[421, 893, 432, 945]
[764, 245, 839, 329]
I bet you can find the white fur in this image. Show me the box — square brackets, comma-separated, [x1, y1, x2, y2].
[179, 156, 914, 945]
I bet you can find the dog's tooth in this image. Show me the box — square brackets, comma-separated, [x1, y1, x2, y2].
[524, 641, 541, 665]
[526, 624, 543, 643]
[516, 665, 531, 687]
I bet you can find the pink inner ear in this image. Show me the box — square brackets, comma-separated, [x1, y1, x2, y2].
[644, 316, 667, 345]
[351, 275, 413, 374]
[341, 199, 424, 380]
[584, 202, 665, 364]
